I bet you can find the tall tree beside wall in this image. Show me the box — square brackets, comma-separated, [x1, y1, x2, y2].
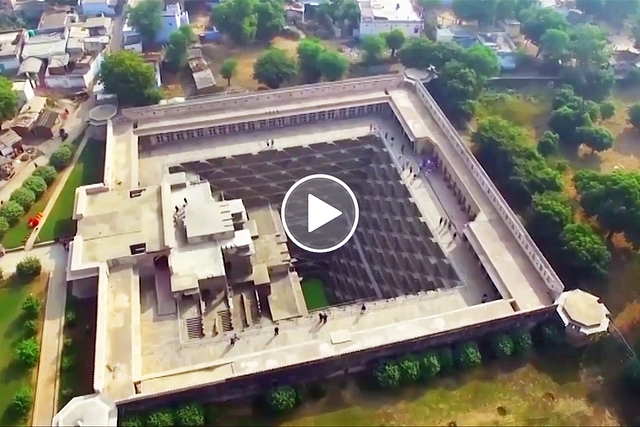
[99, 50, 162, 107]
[127, 0, 164, 47]
[0, 76, 18, 123]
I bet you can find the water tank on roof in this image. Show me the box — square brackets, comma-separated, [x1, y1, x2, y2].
[27, 30, 35, 37]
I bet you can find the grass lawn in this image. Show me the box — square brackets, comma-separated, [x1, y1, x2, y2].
[219, 346, 622, 426]
[0, 274, 48, 425]
[300, 279, 329, 311]
[57, 292, 96, 410]
[36, 139, 105, 242]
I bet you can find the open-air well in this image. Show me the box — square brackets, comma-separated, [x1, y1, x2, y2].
[53, 72, 611, 425]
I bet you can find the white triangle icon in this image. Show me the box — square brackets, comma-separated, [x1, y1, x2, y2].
[307, 194, 342, 233]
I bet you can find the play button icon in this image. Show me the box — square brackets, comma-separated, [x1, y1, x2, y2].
[281, 174, 359, 254]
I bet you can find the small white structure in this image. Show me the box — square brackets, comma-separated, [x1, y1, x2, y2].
[52, 393, 117, 427]
[556, 289, 610, 347]
[12, 81, 35, 110]
[436, 28, 454, 43]
[0, 30, 23, 73]
[358, 0, 423, 37]
[499, 19, 521, 38]
[88, 104, 117, 139]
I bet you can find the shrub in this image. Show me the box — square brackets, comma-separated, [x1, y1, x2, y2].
[147, 410, 175, 427]
[0, 216, 9, 239]
[599, 101, 615, 120]
[121, 415, 144, 427]
[174, 404, 205, 426]
[15, 337, 39, 368]
[10, 387, 33, 418]
[16, 256, 42, 279]
[491, 333, 514, 358]
[23, 176, 47, 199]
[61, 354, 74, 371]
[306, 380, 328, 399]
[373, 359, 401, 388]
[65, 308, 76, 326]
[32, 165, 57, 186]
[420, 351, 441, 380]
[512, 329, 533, 354]
[49, 145, 73, 171]
[399, 355, 421, 383]
[10, 188, 35, 211]
[22, 295, 41, 319]
[0, 201, 24, 226]
[454, 341, 482, 369]
[267, 386, 299, 414]
[439, 347, 454, 372]
[24, 319, 38, 336]
[540, 323, 565, 346]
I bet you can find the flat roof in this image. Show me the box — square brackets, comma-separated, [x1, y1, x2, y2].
[358, 0, 421, 22]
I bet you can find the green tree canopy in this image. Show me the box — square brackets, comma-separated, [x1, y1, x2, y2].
[383, 29, 405, 57]
[0, 76, 18, 122]
[560, 223, 611, 281]
[100, 50, 162, 107]
[317, 50, 349, 81]
[10, 188, 35, 211]
[360, 35, 386, 63]
[211, 0, 284, 44]
[537, 130, 559, 157]
[527, 191, 573, 248]
[519, 7, 569, 45]
[629, 103, 640, 130]
[459, 43, 500, 80]
[165, 26, 195, 69]
[220, 58, 238, 86]
[127, 0, 163, 46]
[297, 38, 326, 83]
[253, 48, 297, 89]
[539, 28, 570, 63]
[452, 0, 498, 24]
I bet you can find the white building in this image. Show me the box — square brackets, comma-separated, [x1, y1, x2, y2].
[12, 81, 35, 110]
[358, 0, 423, 38]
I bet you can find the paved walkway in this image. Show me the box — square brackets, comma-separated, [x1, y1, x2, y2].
[25, 134, 89, 250]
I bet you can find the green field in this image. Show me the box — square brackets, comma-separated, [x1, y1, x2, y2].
[301, 279, 329, 310]
[37, 139, 105, 242]
[0, 275, 46, 425]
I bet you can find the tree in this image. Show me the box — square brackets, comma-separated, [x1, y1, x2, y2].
[539, 29, 570, 63]
[23, 176, 47, 199]
[373, 359, 401, 388]
[599, 101, 615, 120]
[297, 38, 325, 83]
[452, 0, 498, 25]
[454, 341, 482, 369]
[540, 322, 565, 346]
[0, 201, 24, 226]
[49, 145, 73, 171]
[575, 0, 604, 16]
[211, 0, 284, 45]
[537, 131, 559, 157]
[573, 170, 640, 245]
[511, 329, 533, 354]
[398, 355, 421, 383]
[253, 48, 297, 89]
[10, 188, 35, 211]
[318, 50, 349, 81]
[569, 24, 610, 67]
[519, 7, 569, 45]
[528, 192, 573, 246]
[560, 66, 614, 102]
[219, 58, 238, 86]
[429, 61, 482, 124]
[420, 351, 441, 380]
[0, 76, 18, 122]
[147, 410, 174, 427]
[126, 0, 163, 46]
[578, 125, 614, 152]
[15, 337, 39, 368]
[22, 295, 41, 319]
[459, 44, 500, 80]
[165, 26, 195, 69]
[360, 35, 386, 64]
[16, 256, 42, 279]
[266, 386, 299, 414]
[439, 347, 454, 372]
[0, 217, 9, 240]
[25, 319, 38, 336]
[629, 103, 640, 130]
[100, 50, 162, 107]
[10, 387, 33, 418]
[491, 333, 514, 358]
[383, 29, 405, 57]
[561, 223, 611, 280]
[32, 165, 57, 186]
[174, 404, 205, 426]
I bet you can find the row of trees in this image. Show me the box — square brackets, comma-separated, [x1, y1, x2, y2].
[211, 0, 285, 45]
[0, 165, 58, 241]
[471, 116, 612, 284]
[121, 322, 566, 424]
